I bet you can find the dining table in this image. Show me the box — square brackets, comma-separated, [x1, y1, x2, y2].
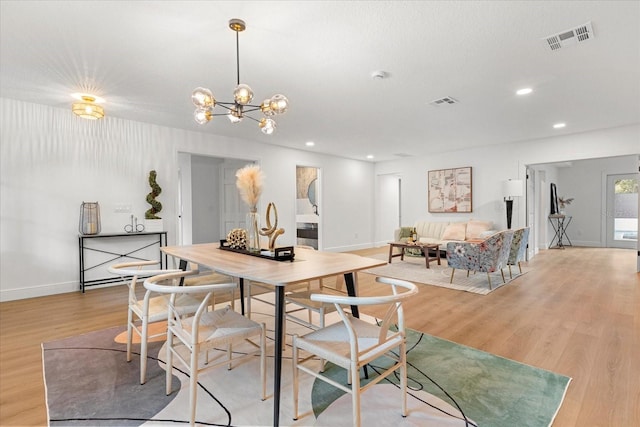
[160, 242, 386, 426]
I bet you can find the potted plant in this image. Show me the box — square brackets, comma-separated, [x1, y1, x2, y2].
[144, 170, 163, 231]
[558, 196, 574, 214]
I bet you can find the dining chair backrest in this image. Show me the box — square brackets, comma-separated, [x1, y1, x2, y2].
[310, 276, 418, 345]
[292, 276, 418, 427]
[107, 260, 199, 384]
[143, 270, 266, 426]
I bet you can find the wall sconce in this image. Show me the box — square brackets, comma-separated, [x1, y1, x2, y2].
[502, 179, 523, 229]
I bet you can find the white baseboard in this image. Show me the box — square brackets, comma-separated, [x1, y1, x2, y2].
[0, 280, 125, 302]
[0, 281, 78, 302]
[324, 242, 378, 252]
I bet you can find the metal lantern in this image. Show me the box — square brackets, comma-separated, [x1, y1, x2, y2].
[79, 202, 101, 235]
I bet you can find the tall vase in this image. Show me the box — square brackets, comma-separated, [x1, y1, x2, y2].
[246, 210, 261, 252]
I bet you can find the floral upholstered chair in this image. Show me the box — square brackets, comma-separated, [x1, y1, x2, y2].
[507, 227, 530, 279]
[446, 230, 514, 289]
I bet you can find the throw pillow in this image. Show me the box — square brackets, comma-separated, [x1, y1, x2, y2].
[442, 222, 467, 241]
[466, 220, 492, 239]
[399, 227, 413, 239]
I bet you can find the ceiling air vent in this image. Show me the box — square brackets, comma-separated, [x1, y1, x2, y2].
[543, 21, 594, 51]
[429, 96, 458, 106]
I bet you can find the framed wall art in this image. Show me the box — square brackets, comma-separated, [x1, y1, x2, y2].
[428, 167, 472, 213]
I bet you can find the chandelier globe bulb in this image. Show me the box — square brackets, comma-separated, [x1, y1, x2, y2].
[259, 118, 276, 135]
[194, 107, 213, 124]
[233, 84, 254, 105]
[269, 94, 289, 114]
[228, 107, 243, 123]
[192, 87, 215, 107]
[260, 99, 274, 116]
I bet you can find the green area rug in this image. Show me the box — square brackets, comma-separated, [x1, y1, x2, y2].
[42, 305, 569, 426]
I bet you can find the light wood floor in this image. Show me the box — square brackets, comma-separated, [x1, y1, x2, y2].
[1, 246, 638, 426]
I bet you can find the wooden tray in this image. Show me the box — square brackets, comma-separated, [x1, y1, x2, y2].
[218, 240, 295, 262]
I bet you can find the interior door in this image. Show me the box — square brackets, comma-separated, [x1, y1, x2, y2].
[377, 174, 402, 243]
[605, 173, 638, 249]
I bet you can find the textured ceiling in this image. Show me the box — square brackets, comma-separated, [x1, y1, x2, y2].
[1, 1, 639, 161]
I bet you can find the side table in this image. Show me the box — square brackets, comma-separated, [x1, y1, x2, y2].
[548, 215, 572, 249]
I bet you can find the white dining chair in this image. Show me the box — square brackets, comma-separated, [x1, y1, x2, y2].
[144, 270, 266, 427]
[292, 276, 418, 427]
[107, 260, 201, 385]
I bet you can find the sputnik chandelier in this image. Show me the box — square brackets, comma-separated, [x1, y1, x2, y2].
[191, 19, 289, 135]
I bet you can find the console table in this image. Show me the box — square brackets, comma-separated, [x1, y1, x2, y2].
[548, 214, 572, 249]
[78, 231, 168, 292]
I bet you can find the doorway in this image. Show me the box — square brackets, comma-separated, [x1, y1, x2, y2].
[177, 153, 255, 245]
[377, 174, 402, 244]
[296, 166, 321, 249]
[606, 173, 638, 249]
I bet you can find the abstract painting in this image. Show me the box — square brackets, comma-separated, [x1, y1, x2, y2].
[428, 167, 472, 213]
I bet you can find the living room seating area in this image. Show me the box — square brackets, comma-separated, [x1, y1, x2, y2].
[394, 219, 497, 252]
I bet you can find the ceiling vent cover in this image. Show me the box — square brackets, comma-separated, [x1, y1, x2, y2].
[429, 96, 458, 106]
[543, 21, 594, 51]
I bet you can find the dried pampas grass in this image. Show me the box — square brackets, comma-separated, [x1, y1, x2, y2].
[236, 164, 264, 210]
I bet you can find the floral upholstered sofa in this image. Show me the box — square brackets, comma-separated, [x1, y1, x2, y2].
[393, 219, 497, 252]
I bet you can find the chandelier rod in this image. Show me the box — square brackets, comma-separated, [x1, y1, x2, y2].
[235, 27, 241, 86]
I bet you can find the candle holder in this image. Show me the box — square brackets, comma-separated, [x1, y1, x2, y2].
[79, 202, 101, 235]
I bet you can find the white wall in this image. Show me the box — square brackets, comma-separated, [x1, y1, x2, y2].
[0, 98, 375, 301]
[1, 98, 638, 300]
[374, 125, 640, 246]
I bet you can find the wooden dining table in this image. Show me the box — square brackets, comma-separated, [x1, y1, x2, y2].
[161, 243, 386, 426]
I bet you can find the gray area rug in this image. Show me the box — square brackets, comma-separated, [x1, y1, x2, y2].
[43, 302, 569, 426]
[363, 252, 528, 294]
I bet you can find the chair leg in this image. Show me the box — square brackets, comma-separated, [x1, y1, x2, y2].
[487, 273, 492, 290]
[518, 261, 522, 274]
[449, 268, 455, 283]
[246, 281, 252, 319]
[140, 315, 149, 384]
[400, 341, 408, 418]
[292, 337, 299, 420]
[352, 361, 362, 427]
[500, 269, 506, 283]
[260, 324, 267, 401]
[281, 308, 287, 352]
[165, 331, 174, 396]
[189, 344, 199, 427]
[508, 265, 513, 279]
[319, 307, 326, 371]
[126, 309, 133, 363]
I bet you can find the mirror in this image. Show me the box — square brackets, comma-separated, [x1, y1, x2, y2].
[308, 178, 317, 208]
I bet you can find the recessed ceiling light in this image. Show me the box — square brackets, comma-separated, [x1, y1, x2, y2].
[366, 154, 374, 159]
[305, 141, 315, 147]
[516, 88, 533, 95]
[553, 123, 566, 129]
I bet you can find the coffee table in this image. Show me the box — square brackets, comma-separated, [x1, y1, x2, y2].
[387, 241, 441, 268]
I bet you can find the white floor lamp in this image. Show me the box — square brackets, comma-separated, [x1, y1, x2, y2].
[503, 179, 523, 229]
